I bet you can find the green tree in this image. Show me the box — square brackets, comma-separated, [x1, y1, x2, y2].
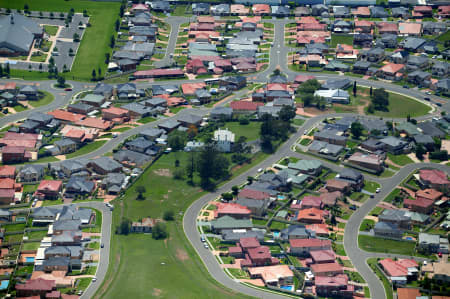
[105, 53, 110, 64]
[186, 152, 196, 184]
[118, 218, 130, 235]
[0, 64, 3, 77]
[110, 35, 115, 48]
[163, 210, 175, 221]
[279, 105, 296, 122]
[91, 69, 96, 81]
[152, 223, 168, 240]
[297, 79, 321, 95]
[167, 130, 187, 151]
[73, 33, 80, 42]
[197, 143, 230, 190]
[57, 75, 66, 88]
[5, 63, 10, 77]
[239, 116, 249, 125]
[371, 88, 389, 111]
[231, 185, 239, 196]
[350, 122, 364, 139]
[222, 192, 233, 201]
[136, 185, 146, 200]
[115, 19, 120, 31]
[353, 81, 357, 97]
[415, 144, 426, 160]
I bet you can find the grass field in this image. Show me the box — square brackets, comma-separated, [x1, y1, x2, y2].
[358, 235, 416, 255]
[219, 121, 261, 142]
[65, 140, 107, 159]
[359, 219, 375, 231]
[387, 153, 414, 166]
[29, 91, 54, 108]
[2, 0, 120, 80]
[370, 93, 431, 118]
[44, 25, 58, 36]
[363, 181, 380, 193]
[93, 152, 252, 299]
[330, 34, 354, 47]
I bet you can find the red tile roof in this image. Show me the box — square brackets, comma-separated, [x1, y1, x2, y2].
[134, 69, 184, 78]
[379, 258, 408, 277]
[298, 16, 319, 24]
[289, 238, 331, 248]
[247, 246, 272, 260]
[397, 288, 421, 299]
[310, 249, 336, 263]
[37, 180, 63, 192]
[315, 274, 348, 287]
[16, 278, 55, 292]
[0, 178, 15, 189]
[0, 165, 15, 177]
[238, 188, 270, 200]
[4, 132, 39, 140]
[420, 169, 449, 186]
[2, 146, 26, 154]
[399, 22, 422, 35]
[64, 129, 85, 139]
[300, 196, 322, 209]
[416, 188, 443, 201]
[355, 20, 374, 28]
[296, 208, 328, 223]
[48, 110, 85, 123]
[252, 4, 270, 14]
[311, 262, 343, 275]
[102, 107, 129, 116]
[380, 63, 405, 74]
[76, 117, 113, 130]
[230, 100, 263, 111]
[181, 83, 206, 95]
[377, 22, 398, 33]
[306, 223, 330, 236]
[404, 197, 434, 209]
[240, 237, 260, 249]
[396, 259, 418, 269]
[215, 202, 251, 217]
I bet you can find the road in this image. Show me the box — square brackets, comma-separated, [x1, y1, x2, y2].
[1, 17, 449, 299]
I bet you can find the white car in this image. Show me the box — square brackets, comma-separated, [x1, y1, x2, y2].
[257, 168, 263, 173]
[204, 243, 209, 249]
[92, 277, 97, 282]
[376, 188, 381, 193]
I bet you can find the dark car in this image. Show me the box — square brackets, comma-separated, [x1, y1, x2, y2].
[349, 205, 357, 210]
[101, 243, 104, 248]
[403, 85, 409, 89]
[424, 97, 430, 101]
[64, 88, 72, 91]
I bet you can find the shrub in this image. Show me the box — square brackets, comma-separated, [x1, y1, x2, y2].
[163, 210, 175, 221]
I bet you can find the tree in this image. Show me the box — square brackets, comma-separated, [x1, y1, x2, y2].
[370, 86, 373, 96]
[168, 130, 187, 151]
[187, 125, 198, 140]
[69, 48, 73, 56]
[279, 105, 296, 122]
[28, 64, 32, 71]
[105, 53, 110, 64]
[73, 33, 80, 42]
[163, 210, 175, 221]
[222, 193, 233, 201]
[350, 122, 364, 139]
[98, 67, 102, 78]
[110, 35, 115, 48]
[152, 223, 168, 240]
[239, 116, 249, 125]
[371, 88, 389, 111]
[24, 4, 29, 12]
[118, 218, 130, 235]
[353, 81, 357, 97]
[231, 185, 239, 196]
[175, 159, 180, 168]
[173, 168, 184, 179]
[136, 185, 146, 200]
[115, 19, 120, 31]
[91, 69, 96, 81]
[302, 94, 314, 107]
[330, 214, 337, 226]
[385, 121, 393, 131]
[415, 144, 426, 160]
[83, 9, 88, 17]
[297, 79, 321, 95]
[119, 4, 125, 17]
[197, 143, 230, 190]
[5, 63, 10, 77]
[186, 152, 195, 184]
[57, 75, 66, 88]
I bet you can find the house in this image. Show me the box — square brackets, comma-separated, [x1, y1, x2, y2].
[377, 22, 398, 35]
[238, 188, 270, 201]
[102, 107, 130, 122]
[378, 63, 405, 80]
[406, 55, 429, 71]
[324, 60, 350, 72]
[390, 50, 409, 64]
[398, 23, 422, 36]
[314, 129, 347, 146]
[158, 119, 180, 132]
[34, 180, 62, 200]
[352, 6, 370, 17]
[432, 61, 450, 77]
[80, 94, 105, 108]
[348, 152, 384, 172]
[280, 225, 314, 241]
[65, 177, 95, 196]
[0, 166, 15, 179]
[309, 140, 343, 158]
[353, 61, 371, 75]
[402, 37, 426, 52]
[140, 128, 165, 141]
[211, 4, 230, 16]
[407, 71, 431, 87]
[413, 134, 435, 150]
[419, 169, 449, 190]
[379, 209, 411, 229]
[322, 78, 351, 90]
[177, 113, 203, 128]
[247, 265, 293, 287]
[370, 6, 388, 18]
[0, 14, 43, 56]
[18, 165, 44, 182]
[68, 103, 94, 115]
[423, 22, 447, 35]
[379, 136, 409, 154]
[296, 208, 328, 224]
[60, 160, 86, 177]
[378, 34, 398, 48]
[151, 1, 171, 12]
[314, 89, 349, 104]
[355, 20, 374, 33]
[336, 168, 364, 191]
[379, 258, 418, 285]
[48, 110, 84, 124]
[214, 202, 251, 219]
[311, 262, 344, 277]
[210, 216, 252, 233]
[192, 3, 210, 15]
[88, 157, 122, 175]
[310, 249, 336, 264]
[392, 7, 410, 18]
[213, 129, 235, 152]
[16, 278, 56, 297]
[397, 288, 421, 299]
[333, 6, 350, 18]
[315, 275, 354, 298]
[404, 197, 434, 214]
[1, 146, 30, 164]
[325, 179, 351, 194]
[101, 173, 126, 194]
[130, 217, 155, 233]
[288, 160, 322, 176]
[230, 101, 263, 114]
[210, 107, 232, 120]
[413, 6, 432, 18]
[436, 78, 450, 95]
[418, 233, 449, 254]
[374, 221, 404, 239]
[289, 238, 332, 256]
[252, 4, 270, 15]
[236, 197, 269, 217]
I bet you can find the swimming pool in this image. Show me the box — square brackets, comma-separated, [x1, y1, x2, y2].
[405, 237, 413, 240]
[280, 285, 294, 291]
[273, 231, 280, 237]
[26, 257, 35, 263]
[16, 217, 26, 222]
[0, 280, 9, 290]
[278, 195, 286, 200]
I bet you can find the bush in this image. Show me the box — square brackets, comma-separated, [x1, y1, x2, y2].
[239, 116, 250, 125]
[173, 168, 184, 180]
[117, 219, 130, 235]
[163, 210, 175, 221]
[152, 223, 168, 240]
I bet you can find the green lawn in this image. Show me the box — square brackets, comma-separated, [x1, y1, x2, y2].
[29, 91, 54, 108]
[25, 230, 48, 240]
[3, 223, 26, 233]
[82, 208, 102, 233]
[293, 118, 305, 126]
[219, 121, 261, 142]
[359, 219, 375, 231]
[110, 126, 133, 132]
[387, 153, 414, 166]
[137, 116, 156, 124]
[370, 206, 384, 216]
[94, 151, 253, 299]
[363, 181, 381, 193]
[22, 242, 41, 251]
[44, 25, 59, 36]
[345, 270, 366, 283]
[358, 235, 416, 255]
[299, 138, 312, 146]
[65, 140, 107, 159]
[13, 104, 27, 112]
[367, 258, 393, 299]
[384, 188, 401, 203]
[333, 243, 347, 256]
[88, 241, 100, 250]
[370, 93, 431, 118]
[330, 34, 354, 47]
[2, 0, 121, 80]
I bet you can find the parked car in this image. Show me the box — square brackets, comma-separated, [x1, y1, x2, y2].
[101, 243, 104, 248]
[376, 188, 381, 193]
[64, 88, 72, 91]
[204, 243, 209, 249]
[403, 85, 409, 89]
[92, 277, 97, 282]
[424, 97, 431, 101]
[200, 236, 206, 242]
[349, 205, 357, 210]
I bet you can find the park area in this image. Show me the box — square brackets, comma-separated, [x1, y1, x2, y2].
[2, 0, 120, 80]
[93, 152, 258, 299]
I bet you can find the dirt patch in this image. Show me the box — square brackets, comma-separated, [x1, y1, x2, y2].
[153, 168, 171, 177]
[176, 248, 189, 261]
[163, 194, 169, 199]
[152, 288, 162, 296]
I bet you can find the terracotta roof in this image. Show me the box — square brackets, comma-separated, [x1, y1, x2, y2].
[310, 249, 336, 263]
[0, 165, 15, 177]
[289, 238, 331, 248]
[215, 202, 251, 217]
[326, 179, 350, 189]
[377, 22, 398, 33]
[399, 22, 422, 35]
[75, 118, 113, 130]
[404, 197, 434, 208]
[238, 188, 270, 200]
[306, 223, 330, 236]
[64, 129, 85, 139]
[300, 196, 322, 209]
[0, 178, 15, 189]
[298, 16, 319, 24]
[102, 107, 128, 116]
[230, 101, 263, 111]
[181, 83, 206, 95]
[416, 188, 443, 201]
[240, 237, 260, 249]
[134, 69, 184, 77]
[4, 132, 39, 140]
[247, 245, 272, 260]
[379, 258, 408, 277]
[315, 274, 349, 287]
[311, 262, 343, 275]
[252, 4, 270, 14]
[380, 63, 405, 74]
[37, 180, 63, 192]
[197, 16, 215, 23]
[266, 83, 288, 91]
[352, 7, 371, 16]
[397, 288, 421, 299]
[247, 265, 293, 283]
[48, 110, 84, 123]
[355, 20, 374, 27]
[16, 278, 55, 292]
[296, 208, 328, 222]
[420, 169, 449, 185]
[2, 146, 26, 154]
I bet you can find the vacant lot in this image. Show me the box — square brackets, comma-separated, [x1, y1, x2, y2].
[358, 235, 416, 255]
[94, 152, 252, 299]
[219, 121, 261, 142]
[2, 0, 120, 80]
[371, 93, 431, 118]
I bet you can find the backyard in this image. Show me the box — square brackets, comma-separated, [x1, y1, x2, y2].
[219, 121, 261, 142]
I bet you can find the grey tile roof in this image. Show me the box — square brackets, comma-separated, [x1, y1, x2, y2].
[113, 149, 151, 166]
[90, 157, 122, 173]
[66, 177, 95, 193]
[0, 14, 42, 53]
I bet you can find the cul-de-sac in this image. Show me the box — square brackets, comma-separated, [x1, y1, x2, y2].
[0, 0, 448, 298]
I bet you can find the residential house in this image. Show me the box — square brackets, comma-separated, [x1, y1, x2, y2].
[432, 61, 450, 77]
[353, 33, 373, 48]
[88, 157, 122, 175]
[309, 140, 343, 158]
[280, 225, 314, 241]
[348, 152, 384, 172]
[18, 165, 44, 182]
[210, 107, 233, 120]
[311, 262, 344, 277]
[404, 197, 434, 214]
[34, 180, 62, 200]
[314, 89, 349, 104]
[379, 209, 411, 229]
[247, 265, 293, 287]
[406, 55, 429, 71]
[130, 217, 155, 233]
[379, 258, 419, 285]
[398, 22, 422, 36]
[378, 63, 404, 80]
[407, 71, 431, 87]
[377, 34, 398, 48]
[315, 275, 354, 298]
[288, 160, 322, 176]
[16, 278, 56, 298]
[419, 169, 449, 190]
[370, 6, 388, 18]
[210, 215, 252, 233]
[289, 238, 332, 256]
[101, 173, 126, 195]
[374, 221, 404, 239]
[418, 233, 449, 254]
[64, 177, 95, 197]
[213, 129, 235, 152]
[296, 208, 328, 224]
[314, 129, 347, 146]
